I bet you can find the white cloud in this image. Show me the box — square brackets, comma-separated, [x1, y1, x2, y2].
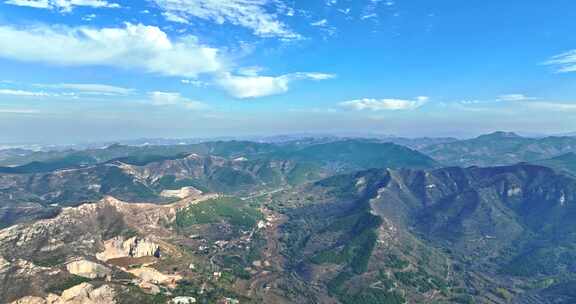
[216, 72, 335, 99]
[311, 19, 328, 27]
[361, 13, 378, 20]
[0, 89, 51, 97]
[148, 91, 208, 110]
[497, 94, 535, 102]
[0, 108, 40, 114]
[525, 101, 576, 111]
[162, 12, 190, 24]
[82, 13, 97, 21]
[5, 0, 120, 12]
[0, 23, 222, 78]
[181, 79, 209, 87]
[41, 83, 135, 95]
[546, 50, 576, 73]
[340, 96, 429, 111]
[237, 66, 265, 76]
[150, 0, 300, 40]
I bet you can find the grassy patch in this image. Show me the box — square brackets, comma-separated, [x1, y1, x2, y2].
[339, 288, 405, 304]
[311, 211, 381, 274]
[33, 253, 66, 267]
[175, 196, 262, 230]
[393, 268, 449, 293]
[116, 285, 170, 304]
[45, 275, 91, 294]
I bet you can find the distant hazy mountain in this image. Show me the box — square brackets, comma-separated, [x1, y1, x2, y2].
[0, 139, 436, 228]
[421, 131, 576, 166]
[0, 148, 35, 163]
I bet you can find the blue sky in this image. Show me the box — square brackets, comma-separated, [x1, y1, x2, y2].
[1, 0, 576, 143]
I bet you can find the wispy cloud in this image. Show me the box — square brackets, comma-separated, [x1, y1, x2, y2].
[39, 83, 135, 95]
[181, 79, 209, 87]
[0, 89, 52, 97]
[525, 101, 576, 111]
[150, 0, 300, 40]
[215, 72, 335, 99]
[0, 23, 222, 78]
[5, 0, 120, 12]
[311, 19, 328, 27]
[497, 94, 535, 102]
[456, 94, 576, 113]
[546, 50, 576, 73]
[0, 108, 40, 114]
[148, 91, 208, 110]
[340, 96, 429, 111]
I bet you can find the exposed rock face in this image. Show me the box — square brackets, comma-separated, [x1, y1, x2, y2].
[95, 237, 126, 261]
[160, 187, 202, 199]
[128, 267, 181, 288]
[96, 236, 160, 261]
[0, 201, 126, 262]
[10, 296, 46, 304]
[125, 237, 160, 258]
[0, 195, 215, 262]
[87, 285, 115, 303]
[61, 283, 93, 301]
[11, 283, 115, 304]
[66, 260, 111, 279]
[172, 296, 197, 304]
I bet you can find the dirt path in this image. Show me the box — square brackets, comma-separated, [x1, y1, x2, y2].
[246, 192, 290, 301]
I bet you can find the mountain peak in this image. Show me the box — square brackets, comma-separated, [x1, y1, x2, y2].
[477, 131, 522, 139]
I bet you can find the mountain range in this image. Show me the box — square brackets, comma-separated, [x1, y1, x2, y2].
[1, 133, 576, 304]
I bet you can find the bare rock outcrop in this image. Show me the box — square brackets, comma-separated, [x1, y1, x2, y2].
[61, 283, 94, 301]
[11, 283, 115, 304]
[10, 296, 46, 304]
[124, 237, 160, 258]
[128, 267, 181, 288]
[172, 296, 197, 304]
[96, 236, 160, 261]
[66, 259, 111, 279]
[160, 187, 202, 199]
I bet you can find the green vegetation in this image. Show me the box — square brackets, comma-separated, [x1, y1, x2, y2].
[211, 167, 256, 189]
[113, 153, 189, 166]
[33, 254, 66, 267]
[0, 154, 96, 174]
[45, 275, 91, 294]
[116, 285, 170, 304]
[384, 254, 410, 269]
[292, 140, 437, 170]
[501, 247, 576, 276]
[450, 295, 475, 304]
[494, 287, 513, 302]
[327, 271, 354, 295]
[175, 196, 262, 230]
[221, 255, 252, 280]
[327, 272, 405, 304]
[286, 162, 323, 185]
[393, 268, 449, 293]
[100, 166, 156, 200]
[339, 288, 406, 304]
[311, 211, 381, 274]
